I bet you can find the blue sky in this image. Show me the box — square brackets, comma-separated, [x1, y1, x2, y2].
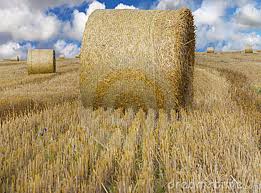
[0, 0, 261, 59]
[47, 0, 156, 21]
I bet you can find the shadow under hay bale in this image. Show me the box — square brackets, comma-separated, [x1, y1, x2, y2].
[27, 49, 56, 74]
[80, 8, 195, 112]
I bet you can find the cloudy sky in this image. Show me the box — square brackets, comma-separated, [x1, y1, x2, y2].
[0, 0, 260, 59]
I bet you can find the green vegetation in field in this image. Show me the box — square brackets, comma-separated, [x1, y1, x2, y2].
[255, 86, 261, 94]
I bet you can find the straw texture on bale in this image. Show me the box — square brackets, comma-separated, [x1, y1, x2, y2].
[207, 47, 214, 53]
[244, 45, 253, 53]
[27, 49, 56, 74]
[80, 8, 195, 112]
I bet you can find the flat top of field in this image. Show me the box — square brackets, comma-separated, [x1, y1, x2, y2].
[196, 52, 261, 87]
[0, 53, 260, 192]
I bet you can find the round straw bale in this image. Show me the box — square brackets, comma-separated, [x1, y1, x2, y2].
[80, 8, 195, 112]
[4, 56, 20, 62]
[27, 49, 56, 74]
[207, 47, 214, 53]
[59, 54, 65, 59]
[244, 45, 253, 53]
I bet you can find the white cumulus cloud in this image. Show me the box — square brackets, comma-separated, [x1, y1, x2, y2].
[54, 40, 80, 58]
[1, 0, 260, 59]
[0, 3, 61, 42]
[155, 0, 196, 10]
[115, 3, 137, 9]
[0, 0, 90, 10]
[0, 0, 139, 59]
[193, 1, 229, 25]
[63, 1, 106, 41]
[0, 41, 32, 60]
[63, 1, 138, 41]
[222, 32, 261, 51]
[234, 3, 261, 28]
[193, 0, 261, 50]
[155, 0, 261, 51]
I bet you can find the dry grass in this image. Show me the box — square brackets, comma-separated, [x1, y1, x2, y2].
[0, 59, 79, 122]
[0, 53, 260, 192]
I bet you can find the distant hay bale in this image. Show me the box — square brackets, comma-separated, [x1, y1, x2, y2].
[244, 45, 253, 53]
[59, 54, 65, 59]
[80, 9, 195, 112]
[27, 49, 56, 74]
[207, 47, 215, 53]
[75, 54, 80, 59]
[4, 56, 20, 62]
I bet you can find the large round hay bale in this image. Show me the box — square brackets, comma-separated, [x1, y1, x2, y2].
[244, 45, 253, 53]
[80, 8, 195, 112]
[27, 49, 56, 74]
[207, 47, 214, 53]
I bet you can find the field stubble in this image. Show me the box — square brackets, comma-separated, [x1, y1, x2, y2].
[0, 53, 260, 192]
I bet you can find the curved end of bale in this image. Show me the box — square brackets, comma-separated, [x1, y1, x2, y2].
[162, 8, 195, 109]
[80, 9, 195, 112]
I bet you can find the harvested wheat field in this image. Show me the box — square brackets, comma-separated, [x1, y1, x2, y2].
[0, 53, 260, 192]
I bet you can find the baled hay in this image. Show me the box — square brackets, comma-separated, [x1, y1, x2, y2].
[207, 47, 215, 53]
[27, 49, 56, 74]
[59, 54, 65, 59]
[4, 56, 20, 61]
[75, 54, 80, 59]
[244, 45, 253, 53]
[80, 9, 195, 112]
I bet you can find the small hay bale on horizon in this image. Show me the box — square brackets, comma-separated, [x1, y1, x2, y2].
[207, 47, 215, 53]
[80, 8, 195, 112]
[3, 56, 20, 62]
[75, 54, 80, 59]
[27, 49, 56, 74]
[59, 54, 65, 59]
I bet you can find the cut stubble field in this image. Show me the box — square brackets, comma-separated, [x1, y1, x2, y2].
[0, 53, 260, 192]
